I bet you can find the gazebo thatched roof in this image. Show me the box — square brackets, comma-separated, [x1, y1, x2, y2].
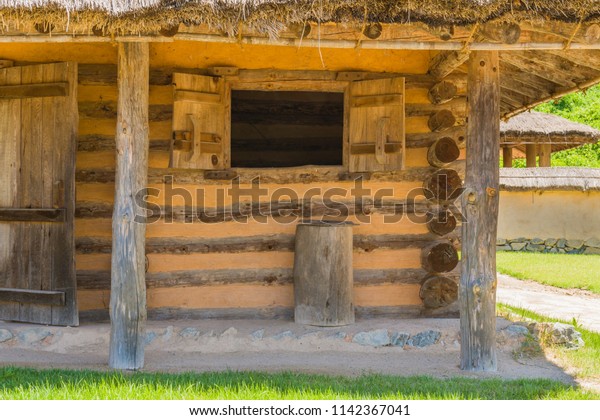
[500, 111, 600, 153]
[500, 167, 600, 191]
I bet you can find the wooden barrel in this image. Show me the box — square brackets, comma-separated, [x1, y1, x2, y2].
[293, 221, 354, 326]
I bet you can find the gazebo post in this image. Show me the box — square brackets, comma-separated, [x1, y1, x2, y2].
[460, 50, 500, 372]
[538, 144, 552, 167]
[109, 42, 150, 370]
[502, 147, 513, 168]
[526, 144, 537, 167]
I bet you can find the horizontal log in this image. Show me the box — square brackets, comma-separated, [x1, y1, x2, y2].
[0, 208, 65, 222]
[75, 161, 465, 184]
[76, 232, 459, 254]
[76, 132, 465, 153]
[78, 135, 170, 152]
[77, 267, 455, 290]
[75, 199, 458, 222]
[78, 63, 467, 91]
[79, 307, 294, 322]
[79, 102, 172, 121]
[0, 82, 68, 99]
[0, 288, 65, 306]
[81, 304, 452, 322]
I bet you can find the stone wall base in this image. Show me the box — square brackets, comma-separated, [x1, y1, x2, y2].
[496, 237, 600, 254]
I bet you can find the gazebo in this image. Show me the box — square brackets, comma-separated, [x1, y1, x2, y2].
[500, 111, 600, 167]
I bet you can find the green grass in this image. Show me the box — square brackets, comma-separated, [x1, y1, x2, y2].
[0, 367, 596, 400]
[498, 304, 600, 381]
[496, 252, 600, 294]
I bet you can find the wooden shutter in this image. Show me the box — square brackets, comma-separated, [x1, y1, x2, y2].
[171, 73, 230, 169]
[347, 77, 405, 172]
[0, 62, 78, 326]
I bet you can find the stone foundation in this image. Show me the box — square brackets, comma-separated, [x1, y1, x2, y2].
[496, 237, 600, 254]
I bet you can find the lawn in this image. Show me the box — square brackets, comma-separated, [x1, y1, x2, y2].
[496, 252, 600, 294]
[0, 367, 596, 400]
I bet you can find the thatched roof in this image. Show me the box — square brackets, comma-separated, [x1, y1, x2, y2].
[1, 1, 599, 34]
[500, 167, 600, 191]
[500, 111, 600, 153]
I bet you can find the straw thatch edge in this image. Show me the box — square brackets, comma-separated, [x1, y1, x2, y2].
[500, 167, 600, 192]
[1, 1, 600, 36]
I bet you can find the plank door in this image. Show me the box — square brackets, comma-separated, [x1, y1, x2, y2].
[0, 62, 79, 326]
[347, 77, 405, 172]
[171, 73, 231, 169]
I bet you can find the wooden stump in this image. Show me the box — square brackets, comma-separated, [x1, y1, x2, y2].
[423, 168, 463, 201]
[427, 210, 457, 236]
[421, 242, 459, 273]
[420, 275, 458, 308]
[427, 137, 460, 167]
[293, 222, 354, 326]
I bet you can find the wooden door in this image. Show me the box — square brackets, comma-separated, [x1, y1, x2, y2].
[171, 73, 231, 169]
[347, 77, 405, 172]
[0, 62, 78, 326]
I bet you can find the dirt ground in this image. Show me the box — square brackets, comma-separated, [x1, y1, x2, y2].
[0, 317, 576, 386]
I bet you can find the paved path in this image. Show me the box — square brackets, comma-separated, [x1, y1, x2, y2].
[497, 273, 600, 333]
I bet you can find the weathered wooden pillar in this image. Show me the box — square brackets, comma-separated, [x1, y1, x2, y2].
[538, 144, 552, 167]
[109, 42, 149, 370]
[502, 147, 513, 168]
[525, 144, 537, 167]
[460, 50, 500, 371]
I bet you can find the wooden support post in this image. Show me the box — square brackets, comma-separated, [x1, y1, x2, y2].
[502, 147, 513, 168]
[526, 144, 537, 167]
[460, 50, 500, 372]
[109, 42, 149, 370]
[538, 144, 552, 167]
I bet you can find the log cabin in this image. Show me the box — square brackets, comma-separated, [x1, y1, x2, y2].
[0, 0, 599, 371]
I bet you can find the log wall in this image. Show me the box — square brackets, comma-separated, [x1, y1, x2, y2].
[74, 66, 466, 320]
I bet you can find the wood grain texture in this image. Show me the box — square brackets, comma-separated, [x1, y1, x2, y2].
[109, 43, 149, 370]
[460, 51, 500, 372]
[0, 62, 78, 326]
[347, 77, 405, 172]
[293, 223, 354, 326]
[171, 73, 230, 169]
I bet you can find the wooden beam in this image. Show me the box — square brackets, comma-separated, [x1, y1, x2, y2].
[460, 50, 500, 372]
[0, 288, 65, 306]
[538, 143, 552, 167]
[1, 32, 600, 49]
[502, 73, 600, 119]
[502, 147, 513, 168]
[526, 144, 537, 167]
[0, 82, 68, 99]
[109, 42, 149, 371]
[0, 208, 65, 222]
[429, 50, 470, 80]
